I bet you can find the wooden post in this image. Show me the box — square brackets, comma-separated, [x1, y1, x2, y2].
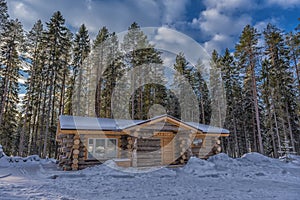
[132, 137, 137, 167]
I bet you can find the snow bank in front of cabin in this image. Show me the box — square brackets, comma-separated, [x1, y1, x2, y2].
[0, 152, 300, 200]
[0, 145, 57, 168]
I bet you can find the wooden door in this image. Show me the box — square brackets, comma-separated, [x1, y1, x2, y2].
[137, 138, 161, 167]
[161, 137, 174, 165]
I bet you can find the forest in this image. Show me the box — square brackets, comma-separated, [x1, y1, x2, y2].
[0, 0, 299, 159]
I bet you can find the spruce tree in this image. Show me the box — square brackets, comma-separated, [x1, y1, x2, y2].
[41, 11, 71, 157]
[209, 50, 226, 128]
[100, 32, 123, 118]
[69, 24, 90, 115]
[219, 48, 244, 157]
[262, 23, 299, 156]
[0, 0, 8, 33]
[172, 52, 191, 119]
[194, 60, 211, 125]
[121, 22, 163, 119]
[93, 26, 109, 117]
[235, 25, 264, 154]
[19, 20, 44, 155]
[0, 19, 24, 154]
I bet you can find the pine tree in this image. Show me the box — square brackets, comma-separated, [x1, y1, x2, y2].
[219, 48, 244, 157]
[93, 26, 109, 117]
[100, 32, 123, 118]
[68, 24, 90, 115]
[172, 52, 191, 119]
[0, 0, 8, 33]
[41, 11, 71, 157]
[235, 25, 264, 154]
[0, 19, 24, 154]
[262, 23, 299, 156]
[18, 20, 44, 156]
[209, 50, 226, 128]
[194, 60, 211, 125]
[121, 22, 163, 119]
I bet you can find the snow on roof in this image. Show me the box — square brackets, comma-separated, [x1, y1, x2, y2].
[186, 122, 230, 134]
[59, 115, 143, 131]
[59, 115, 229, 134]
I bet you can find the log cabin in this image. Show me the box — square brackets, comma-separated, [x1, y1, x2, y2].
[56, 114, 229, 170]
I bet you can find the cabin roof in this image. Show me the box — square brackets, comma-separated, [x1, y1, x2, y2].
[59, 114, 229, 134]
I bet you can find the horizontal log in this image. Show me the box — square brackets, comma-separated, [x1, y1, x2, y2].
[137, 141, 160, 147]
[137, 147, 160, 151]
[137, 162, 161, 166]
[71, 163, 78, 170]
[74, 139, 80, 145]
[128, 140, 133, 145]
[137, 161, 162, 166]
[137, 152, 161, 156]
[78, 160, 102, 165]
[73, 149, 80, 155]
[73, 154, 79, 159]
[137, 154, 161, 159]
[73, 159, 79, 164]
[73, 144, 80, 149]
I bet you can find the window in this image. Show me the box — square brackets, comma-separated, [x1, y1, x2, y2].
[87, 138, 118, 159]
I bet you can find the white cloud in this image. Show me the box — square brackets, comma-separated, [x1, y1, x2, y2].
[7, 0, 191, 39]
[267, 0, 300, 8]
[7, 0, 189, 39]
[203, 34, 234, 53]
[7, 1, 39, 30]
[161, 0, 189, 24]
[7, 0, 163, 37]
[203, 0, 258, 11]
[191, 0, 253, 53]
[197, 9, 251, 36]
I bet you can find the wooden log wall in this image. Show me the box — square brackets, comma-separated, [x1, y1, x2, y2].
[57, 134, 73, 170]
[136, 138, 161, 167]
[56, 131, 223, 170]
[197, 136, 222, 159]
[173, 132, 194, 165]
[57, 133, 86, 171]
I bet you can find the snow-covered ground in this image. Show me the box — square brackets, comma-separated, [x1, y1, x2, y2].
[0, 152, 300, 200]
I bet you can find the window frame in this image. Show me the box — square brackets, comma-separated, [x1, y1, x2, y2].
[87, 138, 118, 160]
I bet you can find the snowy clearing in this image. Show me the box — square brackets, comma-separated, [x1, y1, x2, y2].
[0, 153, 300, 200]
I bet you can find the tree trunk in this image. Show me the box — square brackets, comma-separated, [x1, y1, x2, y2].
[251, 66, 264, 154]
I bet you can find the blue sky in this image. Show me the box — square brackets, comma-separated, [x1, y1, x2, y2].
[7, 0, 300, 53]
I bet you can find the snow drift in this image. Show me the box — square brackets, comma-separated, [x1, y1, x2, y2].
[0, 152, 300, 200]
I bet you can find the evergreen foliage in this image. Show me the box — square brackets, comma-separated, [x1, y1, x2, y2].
[0, 3, 298, 158]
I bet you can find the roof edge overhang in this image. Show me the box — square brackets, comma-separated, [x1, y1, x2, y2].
[57, 114, 230, 136]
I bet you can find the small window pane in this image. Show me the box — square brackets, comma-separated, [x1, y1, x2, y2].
[96, 139, 105, 147]
[88, 138, 117, 159]
[88, 145, 94, 159]
[107, 139, 116, 147]
[106, 139, 117, 158]
[88, 139, 93, 145]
